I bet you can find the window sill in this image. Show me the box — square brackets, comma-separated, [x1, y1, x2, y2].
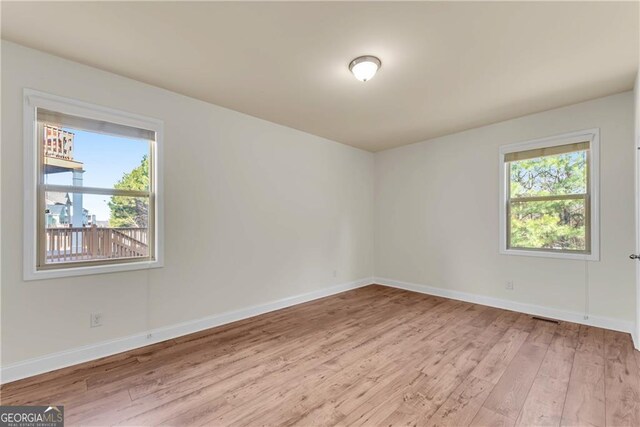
[24, 259, 163, 281]
[500, 248, 599, 261]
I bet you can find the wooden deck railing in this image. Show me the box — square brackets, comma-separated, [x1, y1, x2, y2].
[44, 124, 75, 161]
[45, 226, 148, 263]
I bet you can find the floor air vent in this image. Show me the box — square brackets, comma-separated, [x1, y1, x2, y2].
[531, 316, 560, 324]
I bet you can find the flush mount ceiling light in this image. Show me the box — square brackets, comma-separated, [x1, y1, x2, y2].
[349, 55, 381, 82]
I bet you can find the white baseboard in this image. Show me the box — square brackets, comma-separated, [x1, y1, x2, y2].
[375, 277, 634, 335]
[3, 276, 633, 384]
[0, 277, 373, 384]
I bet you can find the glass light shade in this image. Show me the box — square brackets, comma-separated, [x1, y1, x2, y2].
[349, 56, 381, 82]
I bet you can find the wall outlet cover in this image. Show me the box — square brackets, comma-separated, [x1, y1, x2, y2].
[90, 313, 103, 328]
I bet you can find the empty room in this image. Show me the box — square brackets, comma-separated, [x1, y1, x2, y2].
[1, 1, 639, 426]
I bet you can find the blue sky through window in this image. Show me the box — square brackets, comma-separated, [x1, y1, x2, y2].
[45, 128, 149, 221]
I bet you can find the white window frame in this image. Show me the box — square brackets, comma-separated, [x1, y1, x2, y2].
[23, 89, 164, 280]
[499, 128, 600, 261]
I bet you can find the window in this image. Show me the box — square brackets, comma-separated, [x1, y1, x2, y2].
[24, 90, 163, 279]
[499, 129, 599, 260]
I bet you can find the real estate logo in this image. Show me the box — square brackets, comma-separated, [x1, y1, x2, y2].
[0, 406, 64, 427]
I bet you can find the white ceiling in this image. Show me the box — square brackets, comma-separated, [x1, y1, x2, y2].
[2, 1, 638, 152]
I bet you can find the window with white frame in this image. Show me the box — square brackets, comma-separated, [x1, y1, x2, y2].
[499, 129, 599, 260]
[24, 90, 163, 279]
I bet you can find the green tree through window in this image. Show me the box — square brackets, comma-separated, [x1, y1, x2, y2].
[108, 155, 149, 228]
[508, 150, 588, 251]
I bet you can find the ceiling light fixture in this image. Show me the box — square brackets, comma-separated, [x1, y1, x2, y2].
[349, 55, 381, 82]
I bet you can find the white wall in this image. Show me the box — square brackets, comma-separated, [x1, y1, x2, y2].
[1, 40, 636, 380]
[1, 41, 374, 368]
[375, 92, 636, 326]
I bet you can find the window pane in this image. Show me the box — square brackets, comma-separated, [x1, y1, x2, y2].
[44, 192, 149, 264]
[42, 124, 151, 191]
[509, 150, 587, 198]
[509, 198, 586, 251]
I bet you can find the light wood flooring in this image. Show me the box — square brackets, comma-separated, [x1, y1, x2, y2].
[1, 285, 639, 426]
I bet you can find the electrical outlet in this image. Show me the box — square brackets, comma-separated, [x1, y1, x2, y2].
[90, 312, 103, 328]
[505, 281, 514, 291]
[333, 270, 337, 278]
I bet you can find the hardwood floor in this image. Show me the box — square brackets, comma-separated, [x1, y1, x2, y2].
[1, 285, 639, 426]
